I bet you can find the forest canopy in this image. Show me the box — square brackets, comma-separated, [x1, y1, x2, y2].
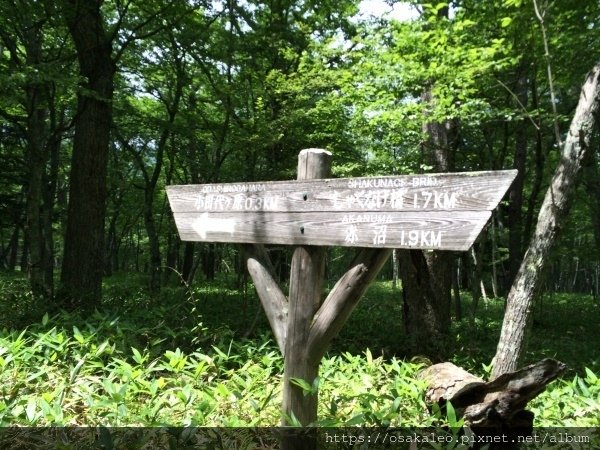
[1, 0, 598, 301]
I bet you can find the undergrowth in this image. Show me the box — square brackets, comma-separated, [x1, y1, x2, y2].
[0, 273, 598, 428]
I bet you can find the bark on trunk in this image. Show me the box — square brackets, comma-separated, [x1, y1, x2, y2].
[60, 0, 115, 307]
[582, 146, 600, 254]
[524, 70, 546, 243]
[400, 87, 455, 357]
[5, 226, 20, 271]
[202, 244, 216, 281]
[506, 69, 528, 290]
[492, 62, 600, 378]
[22, 25, 53, 301]
[452, 258, 462, 320]
[470, 240, 486, 318]
[391, 248, 399, 290]
[25, 81, 50, 301]
[42, 122, 61, 289]
[181, 242, 196, 284]
[400, 250, 452, 356]
[144, 189, 162, 293]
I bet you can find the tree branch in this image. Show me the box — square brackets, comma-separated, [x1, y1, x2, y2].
[533, 0, 563, 147]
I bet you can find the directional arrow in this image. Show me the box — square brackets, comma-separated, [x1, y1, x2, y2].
[168, 170, 517, 250]
[191, 212, 236, 239]
[176, 210, 491, 251]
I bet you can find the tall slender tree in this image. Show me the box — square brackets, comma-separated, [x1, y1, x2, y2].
[492, 62, 600, 377]
[0, 1, 73, 300]
[59, 0, 116, 306]
[59, 0, 199, 306]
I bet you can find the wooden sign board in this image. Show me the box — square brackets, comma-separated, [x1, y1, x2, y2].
[167, 170, 516, 251]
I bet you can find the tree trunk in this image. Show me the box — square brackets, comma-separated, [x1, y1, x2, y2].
[104, 211, 119, 276]
[582, 145, 600, 254]
[470, 239, 486, 318]
[506, 68, 528, 291]
[24, 79, 50, 301]
[60, 0, 115, 307]
[201, 244, 216, 281]
[3, 227, 20, 271]
[452, 258, 462, 321]
[492, 62, 600, 378]
[42, 121, 61, 290]
[181, 242, 195, 284]
[20, 233, 29, 272]
[400, 250, 451, 356]
[400, 86, 455, 357]
[391, 248, 399, 290]
[144, 188, 162, 293]
[398, 7, 456, 347]
[524, 69, 546, 243]
[490, 212, 499, 298]
[22, 24, 53, 301]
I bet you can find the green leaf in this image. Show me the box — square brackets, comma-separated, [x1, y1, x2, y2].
[577, 378, 591, 397]
[435, 2, 448, 13]
[329, 397, 338, 415]
[312, 376, 320, 393]
[131, 347, 145, 365]
[95, 340, 110, 357]
[584, 367, 598, 384]
[290, 377, 312, 394]
[345, 413, 365, 426]
[284, 412, 303, 427]
[73, 326, 84, 345]
[446, 401, 458, 426]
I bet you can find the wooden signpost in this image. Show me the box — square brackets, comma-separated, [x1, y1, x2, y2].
[167, 149, 516, 450]
[167, 167, 516, 251]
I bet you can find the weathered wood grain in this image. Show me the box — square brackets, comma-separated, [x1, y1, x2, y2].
[307, 248, 392, 365]
[282, 149, 330, 440]
[167, 170, 517, 213]
[172, 210, 491, 250]
[419, 359, 566, 429]
[244, 244, 288, 354]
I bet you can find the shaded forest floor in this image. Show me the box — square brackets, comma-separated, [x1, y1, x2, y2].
[0, 272, 598, 428]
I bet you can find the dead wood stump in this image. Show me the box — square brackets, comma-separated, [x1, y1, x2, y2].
[419, 358, 566, 446]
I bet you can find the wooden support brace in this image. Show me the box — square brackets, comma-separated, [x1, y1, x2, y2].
[244, 243, 288, 354]
[307, 248, 392, 366]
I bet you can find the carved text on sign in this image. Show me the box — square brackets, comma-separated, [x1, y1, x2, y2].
[195, 193, 281, 211]
[167, 170, 518, 250]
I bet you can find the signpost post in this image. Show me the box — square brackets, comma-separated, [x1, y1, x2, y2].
[167, 149, 516, 449]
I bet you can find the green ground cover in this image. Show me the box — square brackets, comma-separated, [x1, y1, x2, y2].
[0, 273, 598, 428]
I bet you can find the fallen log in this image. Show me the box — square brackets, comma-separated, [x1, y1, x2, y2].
[419, 358, 566, 431]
